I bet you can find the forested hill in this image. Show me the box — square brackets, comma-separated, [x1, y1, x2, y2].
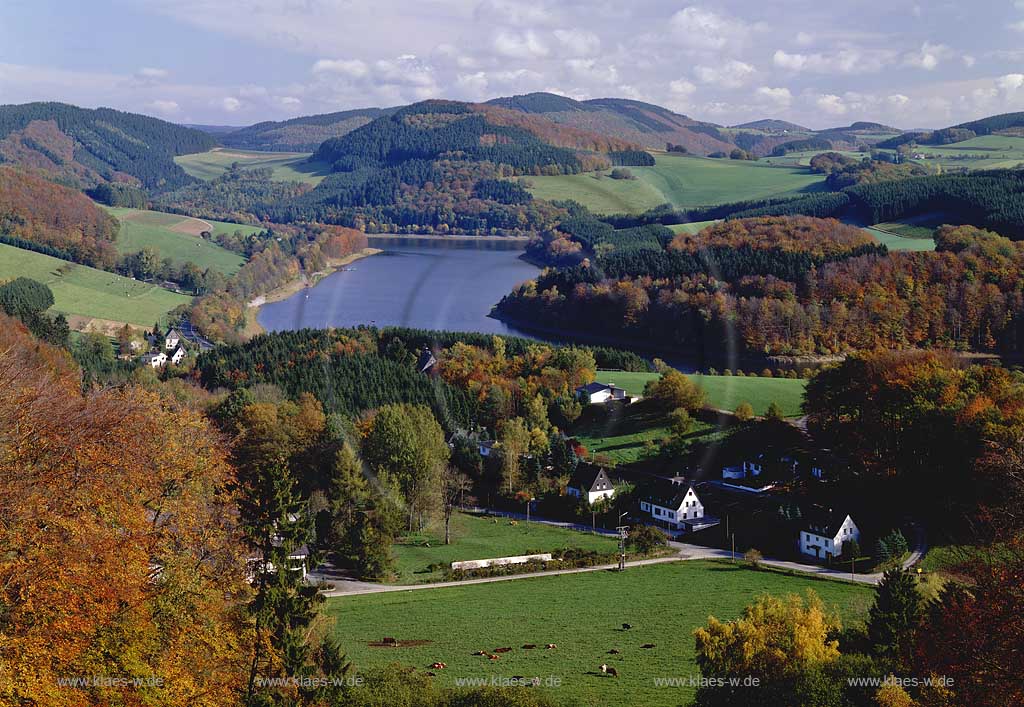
[219, 107, 396, 152]
[486, 92, 737, 155]
[878, 111, 1024, 148]
[0, 102, 216, 190]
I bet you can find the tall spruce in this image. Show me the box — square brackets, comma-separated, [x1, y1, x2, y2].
[867, 569, 923, 666]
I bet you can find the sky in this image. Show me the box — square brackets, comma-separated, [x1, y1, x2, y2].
[1, 0, 1023, 129]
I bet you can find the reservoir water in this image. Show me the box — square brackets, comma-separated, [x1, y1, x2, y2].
[257, 237, 539, 335]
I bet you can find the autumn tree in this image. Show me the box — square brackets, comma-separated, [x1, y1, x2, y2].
[441, 466, 472, 545]
[734, 401, 754, 422]
[644, 369, 706, 411]
[496, 416, 532, 495]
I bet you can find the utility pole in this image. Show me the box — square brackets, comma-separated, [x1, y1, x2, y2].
[617, 512, 629, 571]
[731, 534, 735, 563]
[592, 510, 596, 534]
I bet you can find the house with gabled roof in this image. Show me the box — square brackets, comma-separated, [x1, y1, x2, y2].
[169, 344, 187, 365]
[566, 465, 615, 505]
[141, 351, 167, 368]
[638, 479, 713, 532]
[164, 327, 183, 350]
[799, 508, 860, 560]
[575, 381, 627, 405]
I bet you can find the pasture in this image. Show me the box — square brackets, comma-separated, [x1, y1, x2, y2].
[393, 512, 621, 584]
[326, 560, 872, 706]
[0, 243, 192, 327]
[760, 149, 865, 167]
[175, 147, 332, 184]
[907, 135, 1024, 171]
[591, 370, 807, 417]
[106, 207, 254, 275]
[668, 220, 718, 235]
[525, 153, 827, 214]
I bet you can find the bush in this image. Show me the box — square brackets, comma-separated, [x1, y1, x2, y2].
[734, 402, 755, 422]
[609, 167, 636, 180]
[627, 524, 668, 554]
[744, 548, 763, 568]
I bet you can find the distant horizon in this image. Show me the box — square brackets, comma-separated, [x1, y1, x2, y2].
[3, 1, 1023, 129]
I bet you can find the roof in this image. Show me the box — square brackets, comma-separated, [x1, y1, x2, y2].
[416, 347, 437, 373]
[568, 464, 612, 493]
[576, 381, 614, 394]
[171, 344, 187, 355]
[641, 479, 698, 510]
[803, 508, 854, 537]
[165, 327, 183, 338]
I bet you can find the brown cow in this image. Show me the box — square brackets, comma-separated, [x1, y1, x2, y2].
[641, 643, 656, 649]
[600, 664, 619, 677]
[545, 643, 557, 649]
[493, 647, 513, 653]
[522, 644, 537, 649]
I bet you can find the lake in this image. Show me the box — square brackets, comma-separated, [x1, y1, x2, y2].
[257, 237, 540, 335]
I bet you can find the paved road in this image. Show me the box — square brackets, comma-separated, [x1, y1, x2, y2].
[313, 510, 927, 596]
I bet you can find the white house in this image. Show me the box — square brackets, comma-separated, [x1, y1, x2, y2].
[799, 510, 860, 560]
[722, 457, 764, 480]
[141, 351, 167, 368]
[639, 480, 707, 532]
[575, 382, 627, 405]
[169, 344, 187, 365]
[566, 466, 616, 505]
[245, 544, 310, 582]
[164, 328, 183, 350]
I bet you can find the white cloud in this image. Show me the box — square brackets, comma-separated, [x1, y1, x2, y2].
[221, 96, 242, 112]
[565, 59, 618, 84]
[795, 31, 814, 47]
[998, 73, 1024, 93]
[147, 99, 180, 115]
[816, 94, 847, 115]
[695, 60, 755, 89]
[887, 94, 910, 110]
[553, 29, 600, 57]
[669, 7, 751, 51]
[138, 67, 168, 79]
[962, 54, 977, 68]
[1010, 20, 1024, 32]
[312, 59, 369, 78]
[474, 0, 554, 27]
[669, 78, 697, 96]
[773, 49, 889, 74]
[756, 86, 792, 108]
[904, 42, 953, 71]
[493, 30, 549, 59]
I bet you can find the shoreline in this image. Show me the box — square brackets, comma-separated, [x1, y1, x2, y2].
[243, 247, 382, 339]
[367, 233, 531, 243]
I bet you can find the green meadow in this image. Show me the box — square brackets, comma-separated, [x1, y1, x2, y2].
[327, 560, 872, 707]
[525, 153, 827, 214]
[392, 512, 621, 584]
[106, 207, 255, 275]
[175, 147, 332, 184]
[0, 243, 191, 327]
[591, 370, 807, 417]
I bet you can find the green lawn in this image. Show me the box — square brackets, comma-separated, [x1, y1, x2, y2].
[392, 512, 620, 584]
[572, 400, 721, 465]
[175, 148, 331, 184]
[760, 150, 865, 167]
[593, 370, 807, 417]
[863, 227, 936, 252]
[907, 135, 1024, 171]
[668, 220, 719, 235]
[326, 560, 872, 706]
[105, 207, 253, 275]
[0, 243, 192, 327]
[526, 153, 827, 214]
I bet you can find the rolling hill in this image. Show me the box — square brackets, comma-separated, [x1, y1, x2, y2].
[731, 119, 810, 132]
[0, 102, 216, 190]
[219, 107, 395, 152]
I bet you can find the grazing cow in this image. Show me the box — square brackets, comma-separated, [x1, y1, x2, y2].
[430, 662, 447, 669]
[545, 643, 557, 649]
[488, 654, 500, 661]
[494, 647, 513, 653]
[608, 649, 621, 654]
[472, 650, 487, 656]
[382, 637, 397, 646]
[641, 643, 656, 649]
[622, 623, 632, 630]
[425, 671, 436, 677]
[522, 644, 537, 649]
[600, 664, 619, 677]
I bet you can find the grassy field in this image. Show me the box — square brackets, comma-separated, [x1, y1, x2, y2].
[106, 207, 254, 275]
[863, 225, 937, 252]
[392, 512, 621, 584]
[175, 147, 331, 184]
[593, 370, 807, 417]
[668, 220, 719, 235]
[525, 153, 827, 214]
[326, 560, 872, 706]
[572, 399, 722, 465]
[760, 149, 865, 167]
[0, 243, 191, 327]
[907, 135, 1024, 170]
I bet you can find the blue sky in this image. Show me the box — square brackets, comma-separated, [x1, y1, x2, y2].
[2, 0, 1023, 128]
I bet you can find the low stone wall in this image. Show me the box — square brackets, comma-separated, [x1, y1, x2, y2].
[451, 553, 553, 571]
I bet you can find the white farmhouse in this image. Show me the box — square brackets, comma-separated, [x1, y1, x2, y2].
[575, 382, 627, 405]
[566, 466, 615, 505]
[639, 480, 707, 532]
[164, 328, 183, 350]
[799, 509, 860, 560]
[722, 457, 764, 480]
[141, 351, 167, 368]
[169, 344, 187, 365]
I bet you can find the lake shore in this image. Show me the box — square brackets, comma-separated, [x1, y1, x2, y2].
[367, 233, 531, 243]
[243, 247, 382, 338]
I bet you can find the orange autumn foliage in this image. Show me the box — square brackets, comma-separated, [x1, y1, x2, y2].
[0, 314, 251, 706]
